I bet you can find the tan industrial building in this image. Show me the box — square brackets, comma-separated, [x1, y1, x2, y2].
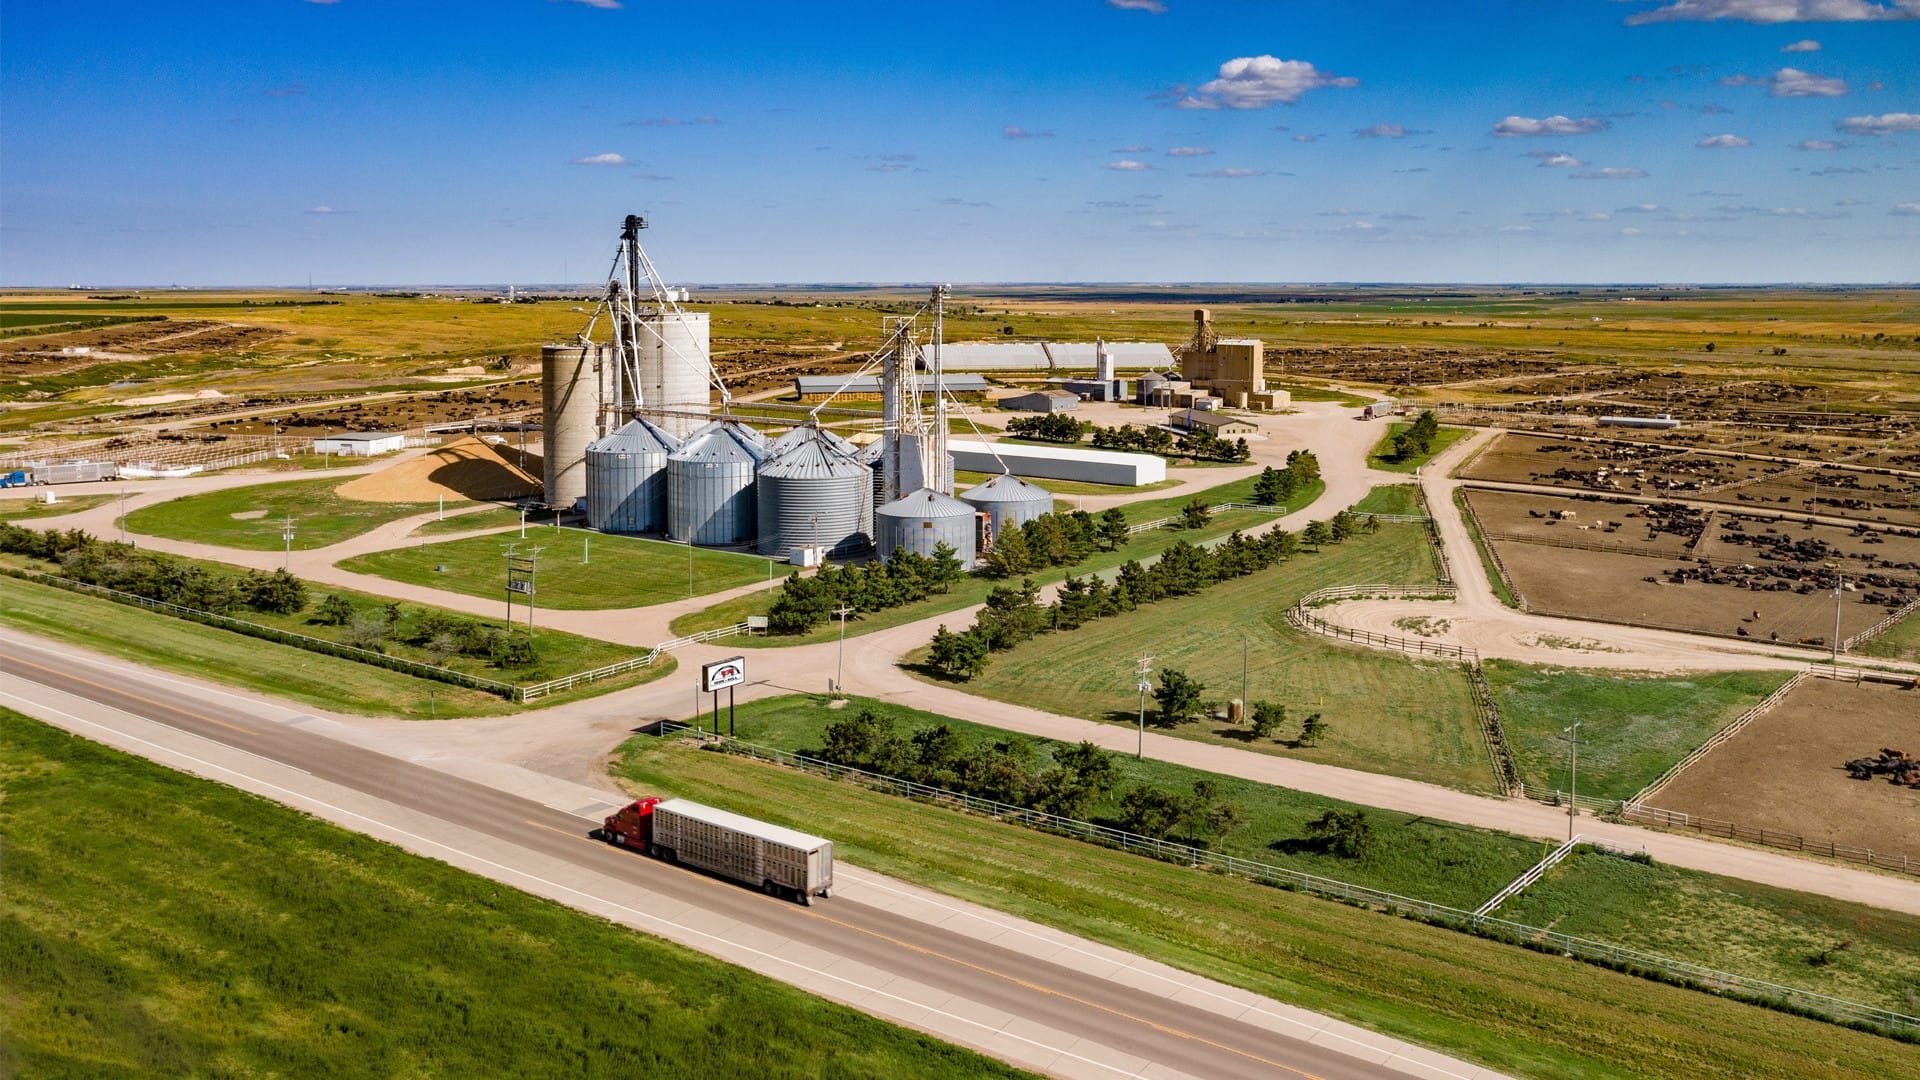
[1169, 409, 1257, 436]
[1177, 309, 1289, 410]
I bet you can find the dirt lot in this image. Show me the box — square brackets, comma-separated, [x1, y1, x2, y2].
[1461, 432, 1920, 527]
[1265, 345, 1562, 385]
[1471, 490, 1914, 644]
[205, 381, 545, 438]
[0, 319, 282, 370]
[1652, 678, 1920, 862]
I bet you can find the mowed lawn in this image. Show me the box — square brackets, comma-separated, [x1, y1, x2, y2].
[0, 714, 1033, 1080]
[125, 477, 456, 550]
[692, 694, 1542, 908]
[1483, 662, 1794, 800]
[1351, 484, 1423, 516]
[0, 494, 117, 521]
[1366, 423, 1472, 473]
[927, 523, 1494, 792]
[1492, 850, 1920, 1013]
[608, 736, 1905, 1080]
[339, 527, 773, 609]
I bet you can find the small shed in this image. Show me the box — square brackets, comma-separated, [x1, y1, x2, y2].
[1002, 390, 1080, 414]
[313, 432, 405, 456]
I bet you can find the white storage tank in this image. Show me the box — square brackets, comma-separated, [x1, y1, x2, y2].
[876, 488, 977, 566]
[756, 425, 872, 557]
[585, 418, 678, 533]
[960, 472, 1054, 541]
[542, 342, 605, 509]
[667, 420, 766, 546]
[641, 310, 712, 439]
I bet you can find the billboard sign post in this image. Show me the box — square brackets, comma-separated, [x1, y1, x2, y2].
[702, 656, 746, 735]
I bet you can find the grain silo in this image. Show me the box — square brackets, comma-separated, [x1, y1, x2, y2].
[876, 487, 977, 566]
[585, 418, 678, 533]
[857, 437, 885, 514]
[542, 342, 605, 509]
[640, 310, 712, 439]
[960, 472, 1053, 545]
[756, 424, 872, 557]
[667, 420, 766, 546]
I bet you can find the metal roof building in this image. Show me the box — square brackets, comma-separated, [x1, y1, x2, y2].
[1001, 390, 1080, 413]
[917, 341, 1174, 371]
[948, 439, 1166, 487]
[793, 373, 991, 400]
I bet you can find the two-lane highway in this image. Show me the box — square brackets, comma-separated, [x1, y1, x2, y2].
[1, 634, 1504, 1080]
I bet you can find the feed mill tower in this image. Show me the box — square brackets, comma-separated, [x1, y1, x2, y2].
[542, 214, 720, 509]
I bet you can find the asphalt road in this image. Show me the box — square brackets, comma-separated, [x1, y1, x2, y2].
[1, 635, 1499, 1080]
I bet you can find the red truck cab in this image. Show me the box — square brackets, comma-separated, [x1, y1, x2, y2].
[602, 797, 663, 850]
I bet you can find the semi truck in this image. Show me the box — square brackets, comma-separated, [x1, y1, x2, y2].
[600, 797, 834, 905]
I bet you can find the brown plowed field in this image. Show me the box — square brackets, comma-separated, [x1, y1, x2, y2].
[1651, 678, 1920, 863]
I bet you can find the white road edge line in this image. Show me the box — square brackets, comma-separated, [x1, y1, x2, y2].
[0, 688, 1152, 1080]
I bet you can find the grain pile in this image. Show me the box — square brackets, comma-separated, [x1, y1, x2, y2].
[337, 437, 540, 503]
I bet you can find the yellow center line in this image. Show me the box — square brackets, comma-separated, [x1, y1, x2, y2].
[7, 654, 255, 734]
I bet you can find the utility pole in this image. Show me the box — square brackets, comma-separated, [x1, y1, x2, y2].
[1135, 653, 1155, 760]
[1560, 721, 1581, 841]
[118, 488, 128, 544]
[1241, 634, 1249, 723]
[520, 505, 527, 538]
[281, 514, 296, 571]
[1831, 569, 1844, 669]
[833, 602, 853, 695]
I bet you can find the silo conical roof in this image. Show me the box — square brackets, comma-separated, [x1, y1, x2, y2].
[878, 487, 974, 519]
[670, 419, 767, 465]
[960, 472, 1050, 504]
[588, 417, 679, 456]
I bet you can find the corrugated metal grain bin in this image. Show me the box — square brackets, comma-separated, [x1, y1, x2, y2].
[585, 418, 678, 533]
[756, 425, 872, 557]
[667, 420, 765, 546]
[960, 472, 1054, 539]
[876, 487, 977, 565]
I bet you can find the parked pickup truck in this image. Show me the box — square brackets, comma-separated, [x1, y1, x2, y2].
[601, 796, 833, 905]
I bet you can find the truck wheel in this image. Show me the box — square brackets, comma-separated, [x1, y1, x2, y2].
[610, 831, 625, 846]
[821, 888, 833, 899]
[762, 880, 777, 896]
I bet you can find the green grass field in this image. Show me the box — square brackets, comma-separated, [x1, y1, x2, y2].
[1855, 607, 1920, 664]
[1367, 423, 1472, 473]
[0, 494, 116, 521]
[1492, 850, 1920, 1013]
[1351, 484, 1422, 516]
[125, 477, 458, 550]
[339, 527, 772, 610]
[922, 523, 1495, 791]
[409, 504, 542, 535]
[0, 574, 669, 718]
[608, 734, 1905, 1079]
[1456, 489, 1521, 609]
[0, 713, 1031, 1080]
[687, 694, 1543, 907]
[1483, 662, 1794, 800]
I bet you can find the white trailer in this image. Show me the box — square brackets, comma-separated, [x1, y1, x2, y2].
[604, 796, 833, 905]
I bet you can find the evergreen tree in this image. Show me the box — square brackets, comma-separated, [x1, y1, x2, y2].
[1152, 667, 1206, 727]
[1097, 507, 1130, 550]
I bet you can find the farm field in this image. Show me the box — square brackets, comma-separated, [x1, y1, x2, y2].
[1491, 849, 1920, 1013]
[607, 730, 1907, 1079]
[1650, 678, 1920, 864]
[1481, 662, 1794, 800]
[339, 526, 773, 610]
[0, 572, 667, 718]
[1857, 607, 1920, 663]
[917, 523, 1495, 792]
[124, 476, 456, 550]
[0, 714, 1029, 1080]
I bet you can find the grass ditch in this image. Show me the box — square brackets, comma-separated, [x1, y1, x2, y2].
[339, 526, 772, 610]
[0, 713, 1032, 1080]
[124, 476, 460, 550]
[1855, 605, 1920, 664]
[1483, 662, 1794, 800]
[608, 730, 1908, 1077]
[0, 573, 669, 718]
[913, 522, 1495, 792]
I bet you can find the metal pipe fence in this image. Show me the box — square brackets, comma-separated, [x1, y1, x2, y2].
[1627, 670, 1811, 807]
[651, 723, 1917, 1038]
[1285, 584, 1476, 661]
[1620, 804, 1920, 877]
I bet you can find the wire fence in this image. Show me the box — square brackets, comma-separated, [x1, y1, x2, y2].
[1619, 805, 1920, 877]
[651, 723, 1917, 1039]
[1285, 584, 1477, 661]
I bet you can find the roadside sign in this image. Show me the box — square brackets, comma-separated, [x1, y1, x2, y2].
[506, 580, 534, 595]
[703, 656, 746, 693]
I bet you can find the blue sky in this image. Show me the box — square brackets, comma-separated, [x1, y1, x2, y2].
[3, 0, 1917, 285]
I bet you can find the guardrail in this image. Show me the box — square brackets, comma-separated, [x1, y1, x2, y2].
[1626, 670, 1811, 807]
[654, 723, 1917, 1038]
[1285, 583, 1477, 662]
[1620, 804, 1920, 877]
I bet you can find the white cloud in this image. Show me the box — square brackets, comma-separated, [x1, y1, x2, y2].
[1770, 67, 1850, 95]
[1795, 138, 1845, 149]
[1166, 146, 1213, 156]
[304, 205, 339, 214]
[1113, 145, 1153, 153]
[1105, 159, 1152, 171]
[570, 153, 628, 166]
[1618, 203, 1668, 213]
[1353, 123, 1409, 138]
[1292, 134, 1317, 143]
[565, 0, 622, 7]
[1624, 0, 1920, 24]
[1492, 114, 1609, 137]
[1697, 133, 1753, 147]
[1189, 56, 1359, 109]
[1528, 150, 1586, 167]
[1338, 221, 1379, 232]
[1782, 37, 1823, 48]
[1107, 0, 1166, 11]
[1622, 226, 1644, 235]
[1837, 112, 1920, 134]
[1892, 202, 1920, 215]
[1572, 167, 1650, 179]
[1499, 225, 1537, 233]
[1192, 168, 1265, 178]
[1003, 126, 1054, 139]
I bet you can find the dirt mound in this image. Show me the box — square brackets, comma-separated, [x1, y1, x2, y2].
[337, 437, 539, 503]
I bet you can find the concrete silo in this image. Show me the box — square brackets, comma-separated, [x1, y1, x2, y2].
[668, 420, 766, 546]
[585, 418, 678, 533]
[756, 425, 873, 558]
[640, 310, 712, 439]
[960, 472, 1053, 552]
[542, 342, 605, 509]
[876, 487, 977, 566]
